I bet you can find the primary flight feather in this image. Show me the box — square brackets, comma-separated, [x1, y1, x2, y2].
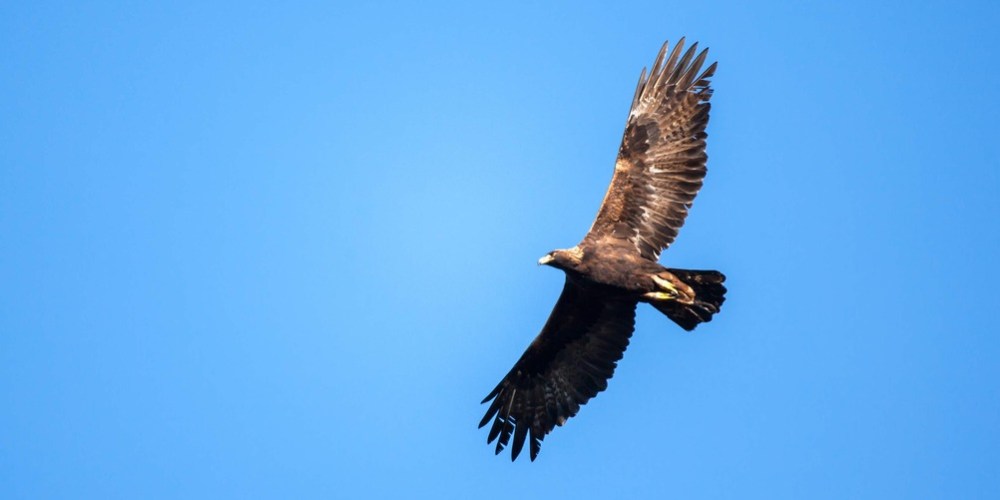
[479, 38, 726, 461]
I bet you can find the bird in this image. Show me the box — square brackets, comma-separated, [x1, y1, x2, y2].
[479, 38, 726, 462]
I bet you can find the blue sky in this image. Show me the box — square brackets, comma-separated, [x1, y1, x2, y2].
[2, 1, 999, 498]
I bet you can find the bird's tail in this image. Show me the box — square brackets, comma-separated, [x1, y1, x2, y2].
[649, 269, 726, 331]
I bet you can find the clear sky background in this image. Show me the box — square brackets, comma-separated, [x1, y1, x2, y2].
[2, 1, 999, 498]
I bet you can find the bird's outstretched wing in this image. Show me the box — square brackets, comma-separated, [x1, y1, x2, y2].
[479, 280, 637, 461]
[586, 38, 717, 260]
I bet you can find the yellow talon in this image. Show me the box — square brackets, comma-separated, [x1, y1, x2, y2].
[651, 275, 678, 292]
[643, 291, 676, 301]
[650, 274, 695, 304]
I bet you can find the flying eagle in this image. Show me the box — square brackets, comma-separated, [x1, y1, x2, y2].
[479, 39, 726, 461]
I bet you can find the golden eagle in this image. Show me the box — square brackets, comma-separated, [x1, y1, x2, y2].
[479, 39, 726, 461]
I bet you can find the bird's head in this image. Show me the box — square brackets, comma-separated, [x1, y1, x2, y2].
[538, 246, 584, 270]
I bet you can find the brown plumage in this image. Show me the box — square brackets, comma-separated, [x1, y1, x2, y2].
[480, 38, 726, 461]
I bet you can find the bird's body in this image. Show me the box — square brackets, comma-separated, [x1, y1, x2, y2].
[480, 38, 726, 461]
[547, 241, 656, 289]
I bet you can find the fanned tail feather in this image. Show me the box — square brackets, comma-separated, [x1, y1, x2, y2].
[651, 269, 726, 331]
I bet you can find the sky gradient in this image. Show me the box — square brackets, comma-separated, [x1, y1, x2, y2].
[2, 1, 999, 498]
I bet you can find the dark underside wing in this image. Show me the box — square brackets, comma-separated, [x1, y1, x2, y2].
[585, 38, 716, 260]
[479, 280, 637, 461]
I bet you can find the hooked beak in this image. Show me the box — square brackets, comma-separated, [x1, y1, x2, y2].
[538, 254, 555, 266]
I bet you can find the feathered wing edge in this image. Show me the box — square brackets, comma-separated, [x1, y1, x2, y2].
[629, 38, 716, 117]
[587, 38, 717, 259]
[479, 281, 637, 461]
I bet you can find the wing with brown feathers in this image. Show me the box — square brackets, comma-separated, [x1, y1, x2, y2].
[586, 38, 717, 259]
[479, 280, 637, 461]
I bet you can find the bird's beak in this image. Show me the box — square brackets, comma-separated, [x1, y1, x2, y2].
[538, 254, 555, 266]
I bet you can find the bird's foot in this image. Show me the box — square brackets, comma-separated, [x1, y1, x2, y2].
[645, 274, 695, 304]
[642, 291, 676, 301]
